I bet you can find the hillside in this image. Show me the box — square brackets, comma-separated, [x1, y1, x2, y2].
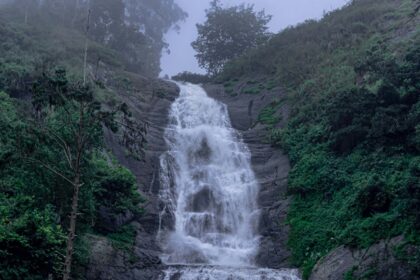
[217, 0, 419, 279]
[0, 0, 419, 279]
[0, 1, 183, 279]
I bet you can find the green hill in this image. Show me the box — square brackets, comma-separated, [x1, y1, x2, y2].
[219, 0, 419, 278]
[0, 1, 184, 279]
[0, 0, 419, 279]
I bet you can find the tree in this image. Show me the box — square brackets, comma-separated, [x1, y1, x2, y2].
[6, 0, 186, 77]
[88, 0, 187, 76]
[31, 69, 119, 280]
[123, 0, 187, 75]
[192, 0, 271, 75]
[0, 91, 67, 280]
[12, 0, 40, 24]
[0, 71, 144, 279]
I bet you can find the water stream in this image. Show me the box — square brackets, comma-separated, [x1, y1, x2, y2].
[158, 83, 300, 280]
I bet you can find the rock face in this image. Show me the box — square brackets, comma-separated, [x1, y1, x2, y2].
[204, 83, 292, 268]
[86, 229, 164, 280]
[86, 74, 179, 280]
[89, 77, 420, 280]
[310, 236, 420, 280]
[87, 78, 294, 279]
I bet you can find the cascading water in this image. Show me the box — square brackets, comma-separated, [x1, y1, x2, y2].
[158, 83, 300, 280]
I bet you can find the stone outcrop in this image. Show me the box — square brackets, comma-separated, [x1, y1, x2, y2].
[204, 82, 292, 268]
[87, 78, 294, 279]
[86, 74, 179, 280]
[310, 236, 420, 280]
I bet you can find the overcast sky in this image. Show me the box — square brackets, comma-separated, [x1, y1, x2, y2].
[160, 0, 350, 77]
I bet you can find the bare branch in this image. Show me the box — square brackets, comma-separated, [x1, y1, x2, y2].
[40, 125, 74, 169]
[25, 157, 75, 186]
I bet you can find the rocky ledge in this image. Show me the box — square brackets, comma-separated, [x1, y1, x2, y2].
[86, 74, 179, 280]
[86, 78, 294, 279]
[310, 236, 420, 280]
[204, 82, 292, 268]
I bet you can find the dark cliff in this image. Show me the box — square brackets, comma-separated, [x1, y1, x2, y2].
[86, 78, 295, 279]
[86, 76, 179, 280]
[204, 83, 292, 268]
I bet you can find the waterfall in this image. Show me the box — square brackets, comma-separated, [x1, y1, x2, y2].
[158, 83, 300, 280]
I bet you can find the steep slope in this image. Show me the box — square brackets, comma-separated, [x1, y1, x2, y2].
[86, 74, 179, 280]
[215, 0, 420, 279]
[204, 83, 292, 268]
[0, 2, 183, 279]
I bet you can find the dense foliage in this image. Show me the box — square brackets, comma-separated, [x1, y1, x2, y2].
[172, 71, 211, 84]
[0, 69, 142, 279]
[0, 1, 152, 279]
[218, 0, 419, 278]
[283, 42, 419, 278]
[1, 0, 186, 76]
[0, 0, 167, 276]
[192, 0, 271, 75]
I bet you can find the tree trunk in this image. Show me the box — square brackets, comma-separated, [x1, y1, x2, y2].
[62, 176, 80, 280]
[24, 3, 28, 24]
[83, 9, 91, 86]
[62, 94, 86, 280]
[71, 0, 80, 27]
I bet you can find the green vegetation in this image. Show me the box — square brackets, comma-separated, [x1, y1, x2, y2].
[1, 0, 418, 278]
[283, 21, 419, 279]
[217, 0, 420, 278]
[0, 0, 182, 277]
[221, 80, 238, 96]
[107, 225, 137, 252]
[172, 71, 211, 84]
[242, 85, 263, 95]
[394, 234, 420, 275]
[192, 0, 271, 75]
[0, 0, 186, 78]
[0, 68, 143, 279]
[258, 99, 282, 127]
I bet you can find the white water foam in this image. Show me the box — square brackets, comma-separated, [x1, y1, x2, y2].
[162, 266, 301, 280]
[158, 83, 300, 279]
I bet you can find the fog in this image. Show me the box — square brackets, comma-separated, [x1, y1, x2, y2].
[161, 0, 350, 77]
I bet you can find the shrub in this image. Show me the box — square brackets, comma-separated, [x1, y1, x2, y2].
[172, 71, 211, 84]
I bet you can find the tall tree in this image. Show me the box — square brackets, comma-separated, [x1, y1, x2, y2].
[13, 0, 39, 23]
[31, 69, 118, 280]
[7, 0, 186, 76]
[90, 0, 125, 44]
[192, 0, 271, 75]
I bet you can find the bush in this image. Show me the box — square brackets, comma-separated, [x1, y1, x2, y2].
[0, 200, 66, 280]
[172, 71, 211, 84]
[249, 1, 420, 277]
[89, 154, 143, 233]
[354, 181, 392, 218]
[258, 99, 282, 127]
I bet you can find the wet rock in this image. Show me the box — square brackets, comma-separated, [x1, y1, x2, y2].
[204, 83, 292, 268]
[310, 236, 420, 280]
[187, 187, 216, 213]
[86, 234, 164, 280]
[88, 78, 293, 278]
[96, 207, 135, 233]
[86, 75, 179, 280]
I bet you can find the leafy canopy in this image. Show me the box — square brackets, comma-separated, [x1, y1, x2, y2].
[192, 0, 271, 75]
[0, 70, 143, 279]
[2, 0, 187, 77]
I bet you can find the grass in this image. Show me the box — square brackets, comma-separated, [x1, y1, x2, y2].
[258, 99, 283, 127]
[107, 225, 137, 252]
[242, 83, 265, 95]
[223, 80, 238, 96]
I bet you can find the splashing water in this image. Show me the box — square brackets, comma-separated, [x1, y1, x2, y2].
[162, 266, 300, 280]
[158, 83, 300, 279]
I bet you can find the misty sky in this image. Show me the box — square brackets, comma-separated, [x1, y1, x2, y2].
[160, 0, 349, 77]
